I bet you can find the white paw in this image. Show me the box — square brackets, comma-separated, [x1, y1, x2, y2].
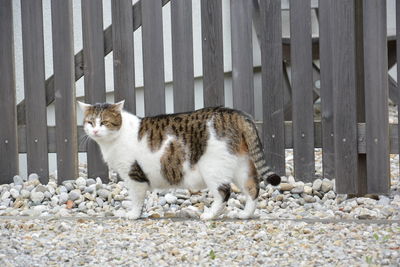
[200, 209, 217, 221]
[126, 209, 141, 220]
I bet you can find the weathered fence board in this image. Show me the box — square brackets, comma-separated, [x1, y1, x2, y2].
[171, 0, 194, 113]
[201, 0, 224, 107]
[0, 0, 18, 184]
[82, 0, 109, 182]
[318, 0, 335, 179]
[331, 1, 358, 194]
[21, 0, 49, 183]
[363, 0, 389, 194]
[398, 0, 400, 164]
[260, 0, 285, 176]
[51, 0, 78, 184]
[289, 0, 315, 182]
[231, 0, 254, 116]
[112, 0, 136, 114]
[142, 0, 165, 116]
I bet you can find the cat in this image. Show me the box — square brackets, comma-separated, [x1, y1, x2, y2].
[78, 100, 281, 220]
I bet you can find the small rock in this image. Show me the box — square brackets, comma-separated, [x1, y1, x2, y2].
[59, 192, 69, 204]
[10, 188, 20, 199]
[21, 209, 40, 216]
[66, 200, 74, 209]
[312, 179, 322, 191]
[321, 179, 333, 193]
[20, 189, 30, 199]
[69, 189, 81, 201]
[86, 178, 96, 186]
[1, 191, 10, 201]
[75, 177, 86, 187]
[28, 173, 39, 181]
[114, 209, 126, 217]
[279, 183, 294, 191]
[30, 191, 44, 204]
[303, 195, 316, 203]
[96, 197, 104, 207]
[13, 175, 24, 186]
[35, 185, 48, 193]
[122, 200, 132, 209]
[13, 200, 24, 208]
[291, 185, 304, 194]
[165, 193, 178, 204]
[378, 195, 390, 206]
[97, 189, 110, 199]
[96, 177, 103, 185]
[85, 184, 96, 194]
[325, 190, 336, 199]
[158, 197, 167, 206]
[303, 186, 313, 195]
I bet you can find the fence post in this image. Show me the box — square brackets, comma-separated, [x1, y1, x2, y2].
[21, 0, 49, 183]
[0, 0, 18, 184]
[363, 0, 389, 194]
[82, 0, 109, 182]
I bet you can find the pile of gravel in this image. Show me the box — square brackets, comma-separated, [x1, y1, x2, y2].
[1, 163, 399, 221]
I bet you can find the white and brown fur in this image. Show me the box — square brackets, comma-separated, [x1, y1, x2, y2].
[78, 101, 280, 220]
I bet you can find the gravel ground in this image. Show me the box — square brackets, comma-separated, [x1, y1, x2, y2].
[0, 105, 399, 266]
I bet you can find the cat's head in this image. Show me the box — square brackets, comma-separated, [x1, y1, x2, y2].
[78, 100, 125, 142]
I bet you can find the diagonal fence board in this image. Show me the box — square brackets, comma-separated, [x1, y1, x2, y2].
[231, 0, 254, 117]
[141, 0, 166, 116]
[171, 0, 195, 113]
[21, 0, 49, 183]
[0, 0, 18, 184]
[201, 0, 224, 107]
[260, 0, 285, 176]
[82, 0, 109, 182]
[112, 0, 136, 114]
[363, 0, 389, 194]
[289, 0, 315, 182]
[318, 0, 335, 179]
[51, 0, 78, 184]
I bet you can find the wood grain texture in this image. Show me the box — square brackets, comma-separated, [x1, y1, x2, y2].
[141, 0, 165, 116]
[318, 0, 335, 179]
[82, 0, 109, 182]
[17, 0, 172, 125]
[171, 0, 195, 113]
[289, 0, 315, 182]
[398, 0, 400, 176]
[51, 0, 78, 184]
[331, 0, 358, 194]
[260, 0, 285, 176]
[0, 0, 18, 183]
[112, 0, 136, 114]
[231, 0, 254, 116]
[363, 0, 389, 194]
[201, 0, 224, 107]
[21, 0, 49, 183]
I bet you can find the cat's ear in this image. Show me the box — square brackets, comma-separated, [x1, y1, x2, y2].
[114, 100, 125, 112]
[77, 101, 91, 112]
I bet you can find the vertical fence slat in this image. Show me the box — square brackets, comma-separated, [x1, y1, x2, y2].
[21, 0, 49, 183]
[289, 0, 315, 182]
[112, 0, 136, 114]
[51, 0, 78, 184]
[201, 0, 224, 107]
[363, 0, 389, 194]
[319, 0, 335, 179]
[260, 0, 285, 176]
[397, 0, 400, 178]
[82, 0, 109, 182]
[231, 0, 254, 116]
[171, 0, 194, 113]
[142, 0, 165, 116]
[331, 1, 358, 193]
[0, 0, 18, 183]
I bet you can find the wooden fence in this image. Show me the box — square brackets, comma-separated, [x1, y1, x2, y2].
[0, 0, 397, 195]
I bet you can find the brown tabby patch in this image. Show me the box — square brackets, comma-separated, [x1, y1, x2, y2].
[160, 140, 185, 185]
[218, 183, 231, 202]
[245, 160, 259, 200]
[84, 103, 122, 130]
[129, 161, 149, 184]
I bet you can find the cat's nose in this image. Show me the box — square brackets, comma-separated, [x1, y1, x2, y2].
[93, 129, 99, 135]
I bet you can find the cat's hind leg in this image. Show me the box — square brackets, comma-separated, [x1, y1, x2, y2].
[125, 179, 148, 220]
[200, 182, 231, 220]
[233, 158, 260, 219]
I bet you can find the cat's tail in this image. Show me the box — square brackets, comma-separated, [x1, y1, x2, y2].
[241, 116, 281, 186]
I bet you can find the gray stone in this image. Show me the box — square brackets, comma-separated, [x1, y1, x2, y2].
[165, 193, 177, 204]
[325, 190, 336, 199]
[291, 185, 304, 194]
[85, 184, 96, 194]
[28, 173, 39, 181]
[158, 197, 167, 206]
[321, 179, 333, 193]
[69, 189, 81, 201]
[20, 189, 30, 199]
[59, 192, 69, 204]
[1, 191, 10, 201]
[10, 188, 20, 199]
[78, 202, 87, 211]
[35, 184, 48, 193]
[64, 183, 74, 192]
[303, 195, 316, 203]
[30, 191, 44, 204]
[96, 197, 104, 207]
[13, 175, 24, 186]
[75, 177, 86, 187]
[122, 200, 132, 209]
[86, 178, 96, 186]
[312, 179, 322, 191]
[378, 195, 390, 206]
[97, 189, 110, 199]
[44, 191, 52, 199]
[303, 186, 313, 195]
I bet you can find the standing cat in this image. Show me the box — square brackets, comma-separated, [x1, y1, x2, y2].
[78, 101, 280, 220]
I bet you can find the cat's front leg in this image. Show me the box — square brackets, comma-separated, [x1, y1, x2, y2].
[125, 179, 148, 220]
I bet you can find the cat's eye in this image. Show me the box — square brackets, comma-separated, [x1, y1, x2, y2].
[86, 121, 93, 126]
